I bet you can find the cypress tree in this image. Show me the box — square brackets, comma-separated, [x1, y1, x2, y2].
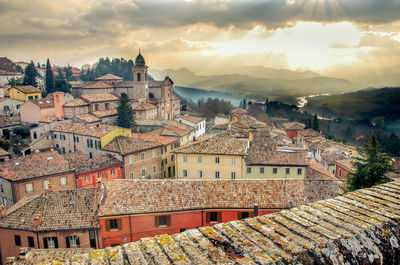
[45, 59, 55, 93]
[345, 134, 393, 192]
[117, 93, 134, 129]
[23, 61, 37, 87]
[312, 114, 319, 131]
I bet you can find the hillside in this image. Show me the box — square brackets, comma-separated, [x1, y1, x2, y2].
[150, 67, 359, 99]
[305, 87, 400, 121]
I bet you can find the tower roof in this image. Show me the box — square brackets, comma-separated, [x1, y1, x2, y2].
[135, 51, 145, 65]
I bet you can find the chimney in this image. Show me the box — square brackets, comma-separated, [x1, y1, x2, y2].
[47, 183, 53, 191]
[33, 214, 42, 227]
[53, 92, 64, 120]
[253, 204, 259, 217]
[0, 205, 6, 218]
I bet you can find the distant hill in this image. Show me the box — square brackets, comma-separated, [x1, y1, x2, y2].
[305, 87, 400, 121]
[150, 67, 359, 99]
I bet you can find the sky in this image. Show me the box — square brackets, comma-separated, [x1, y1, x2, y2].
[1, 0, 400, 83]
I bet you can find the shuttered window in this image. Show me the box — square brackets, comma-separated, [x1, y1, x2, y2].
[155, 215, 171, 227]
[206, 212, 222, 223]
[238, 212, 254, 220]
[106, 219, 122, 231]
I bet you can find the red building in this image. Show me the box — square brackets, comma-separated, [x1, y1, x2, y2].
[335, 159, 355, 179]
[97, 179, 309, 247]
[282, 122, 306, 139]
[63, 152, 123, 188]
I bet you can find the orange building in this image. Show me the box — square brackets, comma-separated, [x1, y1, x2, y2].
[63, 152, 123, 188]
[97, 179, 307, 247]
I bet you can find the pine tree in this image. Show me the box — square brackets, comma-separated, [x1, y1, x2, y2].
[23, 61, 37, 87]
[45, 59, 55, 93]
[243, 99, 247, 110]
[312, 114, 319, 131]
[345, 134, 393, 192]
[117, 93, 134, 129]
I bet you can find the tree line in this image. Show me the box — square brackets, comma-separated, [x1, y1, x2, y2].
[80, 57, 134, 81]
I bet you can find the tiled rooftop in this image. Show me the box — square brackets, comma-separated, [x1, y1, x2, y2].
[179, 116, 206, 124]
[0, 150, 71, 181]
[99, 179, 308, 216]
[231, 108, 247, 114]
[63, 98, 89, 107]
[132, 133, 178, 145]
[95, 74, 123, 80]
[282, 121, 306, 130]
[322, 151, 348, 165]
[30, 180, 400, 265]
[247, 146, 309, 166]
[13, 86, 41, 94]
[307, 161, 339, 180]
[134, 103, 157, 111]
[29, 98, 54, 109]
[0, 147, 10, 157]
[82, 81, 114, 89]
[52, 122, 118, 138]
[80, 93, 119, 103]
[7, 248, 94, 264]
[75, 113, 101, 123]
[0, 117, 21, 128]
[102, 136, 162, 155]
[173, 134, 248, 155]
[92, 109, 117, 118]
[296, 128, 321, 138]
[336, 158, 356, 171]
[150, 125, 191, 137]
[0, 188, 100, 231]
[63, 152, 122, 174]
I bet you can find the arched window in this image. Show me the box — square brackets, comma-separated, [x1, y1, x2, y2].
[137, 73, 141, 82]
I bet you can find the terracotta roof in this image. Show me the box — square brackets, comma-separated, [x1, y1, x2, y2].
[102, 136, 162, 155]
[134, 103, 157, 111]
[307, 161, 339, 180]
[95, 74, 123, 81]
[13, 86, 41, 94]
[231, 108, 247, 114]
[282, 122, 306, 130]
[63, 152, 122, 174]
[0, 117, 21, 128]
[0, 98, 23, 104]
[39, 117, 58, 123]
[0, 150, 71, 181]
[132, 133, 178, 145]
[149, 125, 191, 137]
[92, 109, 117, 118]
[74, 113, 101, 123]
[52, 122, 118, 138]
[80, 93, 119, 103]
[41, 180, 400, 265]
[135, 119, 193, 131]
[179, 116, 206, 124]
[321, 151, 347, 165]
[99, 179, 308, 216]
[28, 98, 54, 109]
[247, 146, 308, 166]
[336, 158, 355, 172]
[0, 188, 100, 231]
[173, 134, 248, 155]
[7, 248, 95, 264]
[82, 81, 114, 89]
[63, 98, 89, 107]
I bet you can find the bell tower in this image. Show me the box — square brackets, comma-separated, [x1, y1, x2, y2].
[132, 50, 149, 103]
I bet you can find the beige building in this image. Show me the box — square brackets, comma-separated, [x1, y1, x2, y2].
[19, 98, 55, 123]
[173, 134, 248, 180]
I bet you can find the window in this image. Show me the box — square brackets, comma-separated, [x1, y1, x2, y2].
[183, 155, 187, 163]
[137, 72, 141, 82]
[153, 166, 157, 173]
[339, 169, 342, 177]
[111, 169, 115, 176]
[286, 168, 290, 175]
[260, 167, 264, 174]
[60, 176, 67, 186]
[141, 169, 146, 177]
[95, 104, 99, 111]
[62, 147, 65, 154]
[129, 172, 134, 179]
[155, 215, 171, 227]
[215, 171, 220, 179]
[152, 150, 156, 158]
[238, 212, 253, 219]
[206, 212, 221, 223]
[231, 172, 236, 179]
[28, 236, 35, 247]
[14, 235, 21, 246]
[98, 172, 102, 179]
[198, 156, 202, 163]
[141, 153, 145, 160]
[33, 132, 37, 139]
[89, 152, 93, 158]
[54, 133, 57, 139]
[297, 168, 302, 175]
[85, 175, 89, 182]
[183, 170, 188, 177]
[26, 183, 33, 192]
[247, 167, 251, 174]
[76, 137, 79, 143]
[0, 184, 3, 193]
[43, 237, 58, 249]
[35, 95, 38, 99]
[273, 168, 278, 174]
[28, 96, 33, 100]
[106, 219, 122, 231]
[95, 141, 98, 149]
[90, 139, 93, 148]
[66, 236, 80, 248]
[105, 103, 109, 110]
[232, 157, 236, 165]
[43, 180, 49, 190]
[171, 155, 174, 161]
[215, 157, 220, 164]
[129, 155, 133, 164]
[198, 170, 203, 178]
[87, 139, 90, 147]
[97, 141, 101, 149]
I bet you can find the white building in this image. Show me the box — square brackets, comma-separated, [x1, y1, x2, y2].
[176, 116, 206, 138]
[0, 98, 24, 117]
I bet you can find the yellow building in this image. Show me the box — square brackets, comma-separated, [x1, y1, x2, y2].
[173, 134, 248, 180]
[132, 133, 179, 178]
[9, 86, 42, 102]
[245, 147, 309, 179]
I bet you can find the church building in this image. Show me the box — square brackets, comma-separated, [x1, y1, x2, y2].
[71, 52, 180, 120]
